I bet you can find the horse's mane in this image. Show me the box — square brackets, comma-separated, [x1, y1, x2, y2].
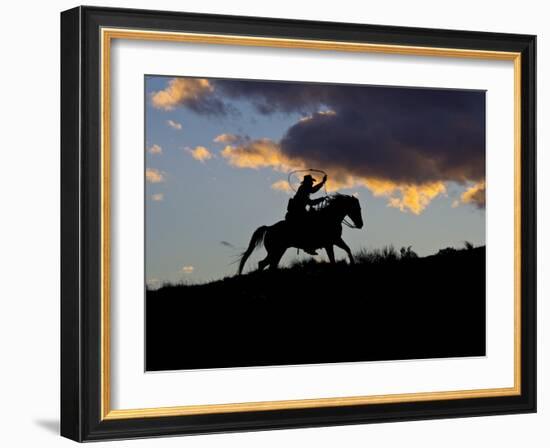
[315, 193, 355, 212]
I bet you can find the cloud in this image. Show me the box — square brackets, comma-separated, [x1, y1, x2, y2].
[215, 79, 329, 115]
[146, 168, 165, 183]
[151, 78, 225, 114]
[161, 77, 485, 213]
[220, 139, 302, 172]
[299, 109, 336, 122]
[220, 137, 450, 213]
[151, 193, 164, 201]
[459, 181, 486, 209]
[271, 179, 293, 193]
[181, 265, 194, 274]
[380, 182, 447, 215]
[185, 146, 213, 162]
[150, 77, 330, 115]
[167, 119, 182, 130]
[279, 95, 485, 186]
[147, 144, 162, 155]
[213, 133, 240, 144]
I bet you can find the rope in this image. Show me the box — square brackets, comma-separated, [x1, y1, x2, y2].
[287, 168, 328, 194]
[342, 218, 358, 228]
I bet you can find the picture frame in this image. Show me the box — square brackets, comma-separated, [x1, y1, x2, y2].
[60, 5, 536, 442]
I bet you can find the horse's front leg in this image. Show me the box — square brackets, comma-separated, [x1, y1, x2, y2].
[335, 238, 354, 264]
[325, 245, 336, 264]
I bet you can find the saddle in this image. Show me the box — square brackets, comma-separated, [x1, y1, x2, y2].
[286, 197, 326, 219]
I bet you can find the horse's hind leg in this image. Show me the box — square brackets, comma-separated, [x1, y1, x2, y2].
[258, 249, 285, 271]
[325, 245, 336, 264]
[258, 255, 270, 271]
[268, 249, 286, 270]
[258, 233, 275, 271]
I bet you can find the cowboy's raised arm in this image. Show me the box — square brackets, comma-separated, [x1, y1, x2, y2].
[311, 175, 327, 193]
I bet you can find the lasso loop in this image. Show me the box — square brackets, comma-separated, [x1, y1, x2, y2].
[287, 168, 328, 195]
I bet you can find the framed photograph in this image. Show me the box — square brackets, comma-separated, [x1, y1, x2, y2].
[61, 6, 536, 442]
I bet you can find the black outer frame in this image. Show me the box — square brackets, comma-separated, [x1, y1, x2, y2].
[60, 6, 536, 442]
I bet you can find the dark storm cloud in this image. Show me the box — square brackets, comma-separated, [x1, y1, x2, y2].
[210, 79, 485, 186]
[215, 79, 329, 115]
[278, 86, 486, 185]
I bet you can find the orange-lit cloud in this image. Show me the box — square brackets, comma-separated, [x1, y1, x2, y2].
[186, 146, 213, 162]
[323, 176, 447, 214]
[382, 182, 447, 215]
[146, 168, 165, 183]
[147, 144, 162, 155]
[271, 179, 293, 193]
[218, 138, 451, 214]
[151, 193, 164, 201]
[151, 78, 214, 111]
[213, 133, 239, 144]
[167, 119, 182, 130]
[459, 181, 486, 209]
[220, 139, 303, 172]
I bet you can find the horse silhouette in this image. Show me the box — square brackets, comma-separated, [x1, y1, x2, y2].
[238, 194, 364, 274]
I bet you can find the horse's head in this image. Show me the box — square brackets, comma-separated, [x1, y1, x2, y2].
[347, 196, 364, 229]
[328, 194, 364, 229]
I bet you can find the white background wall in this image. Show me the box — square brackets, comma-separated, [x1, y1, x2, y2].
[0, 0, 546, 446]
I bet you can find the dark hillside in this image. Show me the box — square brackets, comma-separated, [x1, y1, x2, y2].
[146, 246, 485, 371]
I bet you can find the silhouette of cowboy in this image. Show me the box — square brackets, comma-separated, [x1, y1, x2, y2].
[285, 173, 327, 255]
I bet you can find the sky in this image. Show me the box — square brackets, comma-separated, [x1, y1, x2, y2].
[145, 75, 486, 286]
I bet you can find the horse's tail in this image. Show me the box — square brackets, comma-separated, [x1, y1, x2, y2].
[238, 226, 268, 275]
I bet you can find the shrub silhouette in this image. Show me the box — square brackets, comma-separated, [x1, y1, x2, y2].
[400, 245, 419, 259]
